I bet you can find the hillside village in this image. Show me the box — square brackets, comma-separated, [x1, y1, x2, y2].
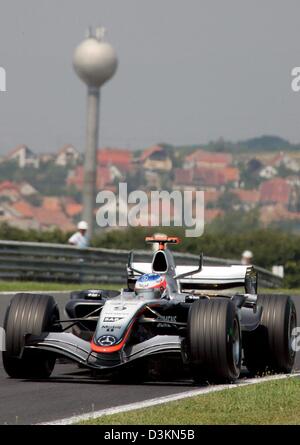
[0, 140, 300, 233]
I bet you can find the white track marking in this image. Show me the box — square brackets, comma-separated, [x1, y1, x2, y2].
[39, 372, 300, 425]
[0, 291, 70, 296]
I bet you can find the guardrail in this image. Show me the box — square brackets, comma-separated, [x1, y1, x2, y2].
[0, 240, 283, 288]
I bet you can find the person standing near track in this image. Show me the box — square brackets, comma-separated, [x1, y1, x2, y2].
[241, 250, 253, 265]
[68, 221, 89, 248]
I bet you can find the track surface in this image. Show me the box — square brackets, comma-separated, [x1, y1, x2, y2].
[0, 292, 299, 425]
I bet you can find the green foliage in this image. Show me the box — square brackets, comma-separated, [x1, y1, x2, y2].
[238, 162, 262, 189]
[207, 209, 261, 233]
[0, 222, 71, 244]
[284, 261, 300, 288]
[216, 191, 241, 211]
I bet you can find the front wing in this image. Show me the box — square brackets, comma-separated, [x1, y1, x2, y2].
[25, 332, 183, 369]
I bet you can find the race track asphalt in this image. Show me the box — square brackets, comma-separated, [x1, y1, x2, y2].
[0, 291, 299, 425]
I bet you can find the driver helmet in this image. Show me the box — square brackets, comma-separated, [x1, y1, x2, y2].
[135, 273, 167, 299]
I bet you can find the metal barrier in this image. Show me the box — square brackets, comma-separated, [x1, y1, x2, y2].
[0, 240, 283, 288]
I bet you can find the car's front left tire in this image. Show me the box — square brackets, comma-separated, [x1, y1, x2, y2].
[2, 293, 60, 379]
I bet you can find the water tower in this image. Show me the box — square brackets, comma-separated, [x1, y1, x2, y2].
[73, 27, 118, 239]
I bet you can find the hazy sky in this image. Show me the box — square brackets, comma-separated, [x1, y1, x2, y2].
[1, 0, 300, 154]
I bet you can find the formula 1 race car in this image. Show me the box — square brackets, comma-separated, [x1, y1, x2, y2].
[2, 236, 297, 383]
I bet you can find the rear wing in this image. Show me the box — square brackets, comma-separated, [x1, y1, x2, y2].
[129, 261, 257, 293]
[176, 265, 256, 292]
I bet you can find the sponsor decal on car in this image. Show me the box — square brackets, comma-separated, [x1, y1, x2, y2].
[103, 317, 124, 322]
[98, 335, 117, 346]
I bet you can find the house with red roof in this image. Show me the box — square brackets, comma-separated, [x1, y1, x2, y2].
[231, 189, 260, 210]
[173, 166, 239, 189]
[193, 167, 239, 188]
[10, 200, 36, 218]
[0, 202, 40, 230]
[30, 206, 75, 231]
[260, 203, 300, 226]
[67, 166, 114, 191]
[259, 178, 292, 206]
[98, 148, 133, 173]
[173, 168, 195, 189]
[184, 150, 232, 170]
[0, 181, 21, 202]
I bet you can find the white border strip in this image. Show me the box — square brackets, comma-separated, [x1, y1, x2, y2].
[0, 291, 70, 296]
[39, 372, 300, 425]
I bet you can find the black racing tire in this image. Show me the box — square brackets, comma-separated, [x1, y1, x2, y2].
[243, 294, 297, 375]
[2, 293, 60, 379]
[187, 298, 242, 383]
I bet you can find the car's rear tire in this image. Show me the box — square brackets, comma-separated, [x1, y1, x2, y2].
[2, 293, 60, 379]
[243, 294, 296, 375]
[187, 298, 241, 383]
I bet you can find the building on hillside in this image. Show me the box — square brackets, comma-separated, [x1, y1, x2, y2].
[193, 167, 240, 189]
[173, 168, 195, 190]
[0, 181, 21, 202]
[173, 166, 239, 190]
[259, 178, 292, 206]
[55, 144, 81, 167]
[6, 145, 39, 168]
[286, 176, 300, 188]
[41, 197, 63, 212]
[67, 165, 115, 191]
[18, 181, 39, 197]
[64, 200, 83, 219]
[29, 206, 75, 231]
[137, 145, 172, 172]
[259, 165, 277, 179]
[0, 202, 39, 230]
[10, 200, 36, 219]
[39, 153, 55, 163]
[98, 148, 133, 173]
[269, 152, 300, 173]
[231, 189, 260, 211]
[259, 203, 300, 226]
[184, 150, 232, 170]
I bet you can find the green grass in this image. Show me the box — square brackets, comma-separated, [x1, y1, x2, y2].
[80, 378, 300, 425]
[0, 281, 119, 292]
[0, 281, 297, 294]
[262, 288, 300, 295]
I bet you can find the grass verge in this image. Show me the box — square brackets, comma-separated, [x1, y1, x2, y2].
[0, 283, 298, 294]
[79, 377, 300, 425]
[262, 288, 300, 295]
[0, 281, 119, 292]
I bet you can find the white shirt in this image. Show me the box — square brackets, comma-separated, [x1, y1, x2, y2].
[68, 231, 88, 248]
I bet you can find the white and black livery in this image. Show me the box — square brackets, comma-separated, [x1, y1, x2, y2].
[2, 235, 297, 383]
